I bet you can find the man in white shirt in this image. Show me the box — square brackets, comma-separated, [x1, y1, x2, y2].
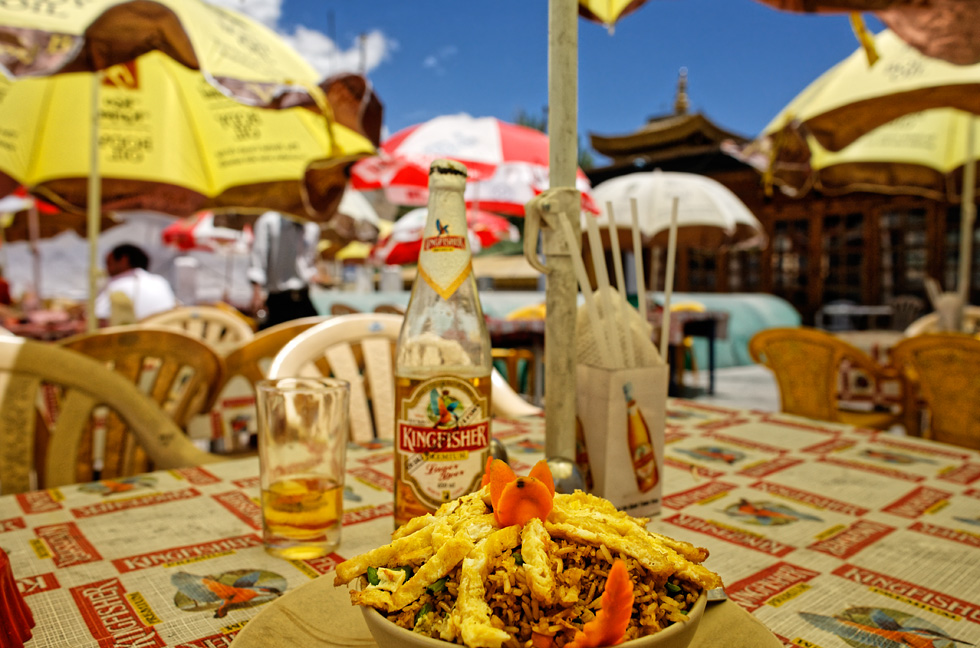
[94, 243, 177, 323]
[248, 211, 320, 329]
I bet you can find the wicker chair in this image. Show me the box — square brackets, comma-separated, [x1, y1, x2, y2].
[749, 327, 905, 431]
[890, 333, 980, 450]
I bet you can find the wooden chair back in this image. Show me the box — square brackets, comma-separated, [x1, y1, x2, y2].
[890, 333, 980, 450]
[0, 337, 222, 494]
[59, 326, 224, 430]
[330, 303, 362, 316]
[749, 327, 904, 431]
[269, 314, 540, 442]
[140, 305, 255, 356]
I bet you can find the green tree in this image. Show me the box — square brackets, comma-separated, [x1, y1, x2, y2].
[515, 108, 595, 170]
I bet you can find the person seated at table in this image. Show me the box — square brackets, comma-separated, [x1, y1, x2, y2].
[94, 243, 177, 324]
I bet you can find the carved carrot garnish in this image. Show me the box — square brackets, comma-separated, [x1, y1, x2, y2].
[567, 559, 635, 648]
[485, 459, 555, 527]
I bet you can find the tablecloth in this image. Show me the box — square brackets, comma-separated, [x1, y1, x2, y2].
[1, 400, 978, 647]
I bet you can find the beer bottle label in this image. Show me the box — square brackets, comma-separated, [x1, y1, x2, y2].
[395, 375, 490, 509]
[417, 217, 472, 300]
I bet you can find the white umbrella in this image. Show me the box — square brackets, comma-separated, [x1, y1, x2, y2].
[590, 171, 768, 250]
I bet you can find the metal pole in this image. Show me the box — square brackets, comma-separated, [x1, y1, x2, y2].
[544, 0, 578, 461]
[958, 120, 976, 304]
[87, 72, 103, 332]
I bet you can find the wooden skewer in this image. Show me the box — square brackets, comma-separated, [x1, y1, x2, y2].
[659, 197, 680, 361]
[604, 201, 635, 367]
[630, 197, 649, 334]
[557, 216, 614, 366]
[583, 212, 625, 369]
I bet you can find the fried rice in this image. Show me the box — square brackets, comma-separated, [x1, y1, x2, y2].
[335, 488, 722, 648]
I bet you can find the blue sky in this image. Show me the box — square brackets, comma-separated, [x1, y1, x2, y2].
[214, 0, 883, 164]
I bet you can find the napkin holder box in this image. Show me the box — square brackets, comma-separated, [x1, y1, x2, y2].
[575, 363, 667, 518]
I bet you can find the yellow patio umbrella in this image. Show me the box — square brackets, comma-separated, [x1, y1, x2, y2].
[0, 0, 363, 331]
[742, 108, 980, 202]
[0, 53, 372, 219]
[0, 0, 323, 108]
[765, 29, 980, 154]
[577, 0, 649, 30]
[743, 28, 980, 323]
[0, 53, 374, 330]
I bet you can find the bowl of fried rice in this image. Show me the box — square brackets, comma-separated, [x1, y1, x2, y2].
[335, 463, 721, 648]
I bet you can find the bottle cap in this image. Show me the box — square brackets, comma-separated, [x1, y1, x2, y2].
[0, 551, 35, 648]
[429, 159, 468, 179]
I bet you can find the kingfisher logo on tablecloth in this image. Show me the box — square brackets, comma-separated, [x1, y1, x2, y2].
[1, 516, 25, 533]
[662, 481, 737, 509]
[724, 561, 820, 611]
[348, 465, 394, 492]
[750, 481, 870, 516]
[212, 491, 262, 530]
[16, 572, 59, 596]
[70, 577, 164, 648]
[833, 564, 980, 625]
[16, 489, 62, 514]
[343, 501, 394, 526]
[664, 512, 795, 557]
[35, 521, 102, 567]
[113, 535, 263, 574]
[938, 463, 980, 486]
[882, 485, 952, 518]
[736, 455, 804, 478]
[72, 488, 202, 519]
[171, 466, 221, 485]
[807, 519, 896, 558]
[78, 476, 158, 497]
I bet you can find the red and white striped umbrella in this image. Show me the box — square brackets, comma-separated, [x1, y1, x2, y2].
[351, 114, 597, 216]
[370, 207, 518, 266]
[161, 211, 252, 254]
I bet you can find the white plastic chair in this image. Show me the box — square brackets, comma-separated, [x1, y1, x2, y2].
[141, 305, 255, 356]
[268, 313, 541, 443]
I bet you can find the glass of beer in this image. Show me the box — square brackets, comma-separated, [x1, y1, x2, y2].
[256, 377, 349, 560]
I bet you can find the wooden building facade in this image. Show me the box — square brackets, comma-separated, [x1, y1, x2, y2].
[586, 80, 978, 325]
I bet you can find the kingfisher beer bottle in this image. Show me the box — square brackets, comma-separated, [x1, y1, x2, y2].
[624, 382, 658, 492]
[394, 159, 493, 528]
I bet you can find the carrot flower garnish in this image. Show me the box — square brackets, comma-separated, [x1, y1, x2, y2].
[484, 459, 555, 527]
[567, 559, 635, 648]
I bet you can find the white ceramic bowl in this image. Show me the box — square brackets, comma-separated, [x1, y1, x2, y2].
[359, 584, 707, 648]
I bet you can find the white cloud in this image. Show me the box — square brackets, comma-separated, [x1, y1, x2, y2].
[207, 0, 281, 28]
[422, 45, 458, 75]
[283, 28, 394, 78]
[206, 0, 395, 79]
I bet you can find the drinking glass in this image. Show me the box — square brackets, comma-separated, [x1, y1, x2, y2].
[256, 377, 349, 560]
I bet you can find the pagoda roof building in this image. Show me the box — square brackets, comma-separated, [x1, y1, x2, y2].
[586, 70, 752, 186]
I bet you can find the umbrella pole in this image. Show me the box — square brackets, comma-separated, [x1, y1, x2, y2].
[28, 204, 41, 296]
[958, 120, 976, 309]
[86, 72, 103, 332]
[544, 0, 579, 462]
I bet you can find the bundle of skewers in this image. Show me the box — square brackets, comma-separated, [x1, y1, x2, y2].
[560, 196, 681, 371]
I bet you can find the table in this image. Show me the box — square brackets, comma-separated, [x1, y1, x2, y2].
[649, 309, 730, 396]
[815, 304, 894, 331]
[3, 403, 979, 647]
[485, 316, 545, 404]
